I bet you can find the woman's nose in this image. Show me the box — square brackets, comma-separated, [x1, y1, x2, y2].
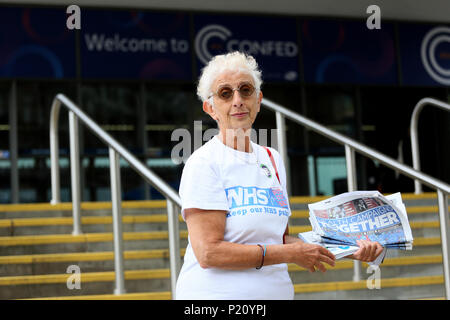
[231, 90, 244, 107]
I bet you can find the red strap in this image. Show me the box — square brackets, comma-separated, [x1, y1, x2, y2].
[263, 146, 286, 244]
[262, 146, 280, 184]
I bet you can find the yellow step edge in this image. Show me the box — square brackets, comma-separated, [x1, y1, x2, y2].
[0, 244, 440, 267]
[24, 276, 445, 300]
[0, 215, 184, 228]
[0, 248, 188, 264]
[0, 207, 443, 229]
[287, 254, 442, 272]
[0, 269, 170, 286]
[23, 291, 172, 300]
[400, 192, 438, 200]
[0, 230, 189, 246]
[404, 206, 449, 214]
[293, 275, 443, 293]
[2, 271, 442, 292]
[0, 192, 440, 212]
[0, 200, 167, 212]
[0, 230, 438, 247]
[0, 240, 439, 266]
[414, 237, 441, 246]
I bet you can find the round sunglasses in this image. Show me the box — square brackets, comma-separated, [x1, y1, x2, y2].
[208, 83, 256, 101]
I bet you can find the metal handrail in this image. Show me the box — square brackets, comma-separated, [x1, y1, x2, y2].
[48, 92, 450, 299]
[49, 93, 182, 298]
[261, 97, 450, 299]
[410, 97, 450, 194]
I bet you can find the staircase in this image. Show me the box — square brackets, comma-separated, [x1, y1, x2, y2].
[0, 193, 448, 300]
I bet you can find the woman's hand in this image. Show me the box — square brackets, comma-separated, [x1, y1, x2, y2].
[290, 242, 336, 273]
[347, 240, 384, 262]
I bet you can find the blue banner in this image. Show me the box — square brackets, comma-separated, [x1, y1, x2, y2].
[0, 6, 76, 78]
[81, 9, 192, 79]
[225, 186, 290, 218]
[301, 18, 398, 84]
[398, 23, 450, 86]
[193, 14, 300, 82]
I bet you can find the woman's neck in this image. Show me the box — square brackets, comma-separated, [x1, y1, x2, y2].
[218, 129, 253, 153]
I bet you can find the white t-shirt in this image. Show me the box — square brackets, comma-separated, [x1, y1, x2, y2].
[175, 135, 294, 300]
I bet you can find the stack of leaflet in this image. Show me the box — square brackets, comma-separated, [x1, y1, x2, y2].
[298, 231, 360, 259]
[298, 191, 413, 260]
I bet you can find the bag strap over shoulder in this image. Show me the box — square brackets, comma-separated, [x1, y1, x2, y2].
[263, 146, 288, 244]
[262, 146, 280, 185]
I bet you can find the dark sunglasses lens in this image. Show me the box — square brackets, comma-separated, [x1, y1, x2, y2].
[239, 84, 254, 97]
[218, 87, 233, 100]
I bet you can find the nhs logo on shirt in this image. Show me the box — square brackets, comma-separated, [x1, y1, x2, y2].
[225, 186, 289, 218]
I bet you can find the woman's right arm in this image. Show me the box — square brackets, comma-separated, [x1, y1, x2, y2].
[185, 208, 336, 272]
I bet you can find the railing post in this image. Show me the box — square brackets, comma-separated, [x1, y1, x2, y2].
[275, 112, 290, 195]
[9, 80, 19, 203]
[437, 190, 450, 300]
[410, 102, 423, 194]
[69, 111, 82, 235]
[109, 147, 126, 295]
[50, 98, 61, 204]
[345, 145, 361, 282]
[410, 98, 450, 194]
[167, 199, 181, 299]
[345, 145, 357, 192]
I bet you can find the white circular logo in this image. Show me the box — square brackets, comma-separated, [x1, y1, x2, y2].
[421, 26, 450, 85]
[195, 24, 232, 65]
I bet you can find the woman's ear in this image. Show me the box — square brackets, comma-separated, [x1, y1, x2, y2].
[203, 100, 218, 121]
[257, 90, 263, 113]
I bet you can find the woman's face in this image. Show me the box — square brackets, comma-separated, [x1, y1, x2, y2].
[203, 70, 263, 134]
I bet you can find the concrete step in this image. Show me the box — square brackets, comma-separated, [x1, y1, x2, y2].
[0, 269, 172, 299]
[0, 231, 190, 255]
[0, 193, 447, 300]
[3, 273, 444, 300]
[0, 249, 186, 276]
[0, 215, 188, 236]
[0, 201, 168, 213]
[293, 275, 444, 300]
[0, 206, 443, 237]
[23, 291, 171, 300]
[289, 254, 443, 284]
[0, 193, 445, 219]
[0, 245, 442, 280]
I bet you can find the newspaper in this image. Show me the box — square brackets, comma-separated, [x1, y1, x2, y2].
[298, 231, 359, 259]
[298, 191, 413, 261]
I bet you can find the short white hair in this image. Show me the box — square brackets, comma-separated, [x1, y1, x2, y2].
[197, 51, 263, 102]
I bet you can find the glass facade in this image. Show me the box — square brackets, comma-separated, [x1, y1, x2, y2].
[0, 5, 449, 203]
[0, 79, 448, 203]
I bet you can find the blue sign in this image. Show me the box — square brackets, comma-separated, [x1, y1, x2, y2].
[193, 14, 300, 82]
[0, 6, 76, 78]
[301, 18, 398, 84]
[398, 23, 450, 86]
[81, 9, 192, 80]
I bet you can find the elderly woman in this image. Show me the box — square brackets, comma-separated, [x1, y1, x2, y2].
[175, 51, 383, 300]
